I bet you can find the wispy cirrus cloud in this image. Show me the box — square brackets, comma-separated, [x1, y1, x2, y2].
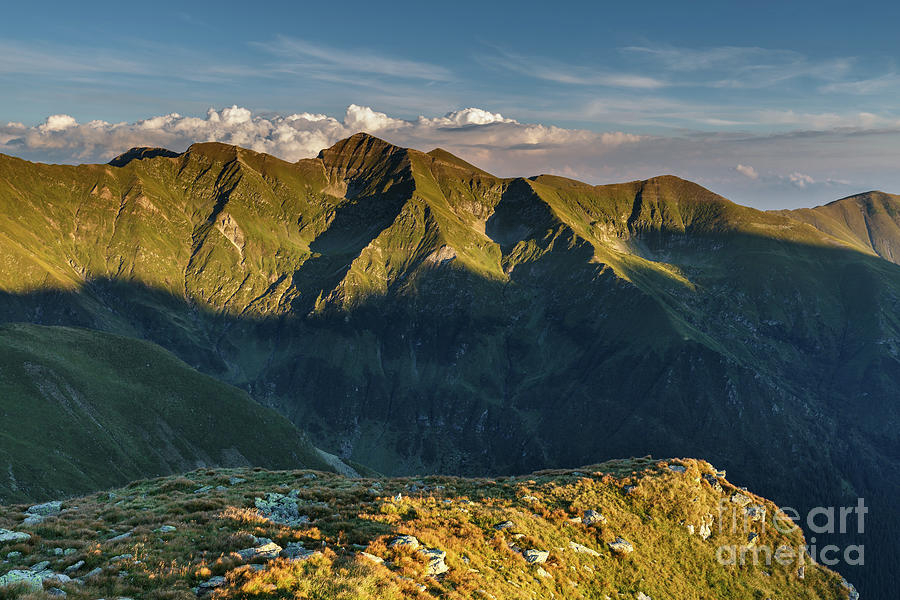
[253, 36, 453, 82]
[478, 48, 666, 89]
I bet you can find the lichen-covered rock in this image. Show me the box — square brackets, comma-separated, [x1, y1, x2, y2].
[0, 569, 43, 591]
[0, 529, 30, 544]
[493, 520, 514, 531]
[237, 542, 282, 561]
[253, 493, 311, 527]
[26, 500, 62, 516]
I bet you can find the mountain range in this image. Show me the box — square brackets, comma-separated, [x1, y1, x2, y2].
[0, 133, 896, 596]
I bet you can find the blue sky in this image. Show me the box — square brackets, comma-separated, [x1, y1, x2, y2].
[2, 0, 899, 208]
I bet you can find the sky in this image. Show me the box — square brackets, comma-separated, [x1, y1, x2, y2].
[2, 0, 899, 209]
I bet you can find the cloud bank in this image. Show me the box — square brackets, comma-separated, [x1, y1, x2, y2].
[2, 105, 899, 209]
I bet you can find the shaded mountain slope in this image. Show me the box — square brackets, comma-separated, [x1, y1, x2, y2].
[0, 323, 351, 503]
[0, 135, 896, 594]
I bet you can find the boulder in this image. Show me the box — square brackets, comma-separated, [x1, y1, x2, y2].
[583, 510, 607, 526]
[637, 593, 652, 600]
[668, 465, 686, 473]
[64, 560, 85, 574]
[280, 543, 321, 561]
[522, 549, 549, 564]
[744, 505, 766, 522]
[730, 492, 752, 507]
[568, 541, 600, 556]
[0, 569, 43, 591]
[26, 500, 62, 516]
[0, 529, 30, 544]
[156, 525, 177, 533]
[419, 547, 449, 575]
[493, 520, 515, 531]
[389, 535, 420, 551]
[253, 493, 310, 527]
[608, 537, 634, 554]
[359, 552, 384, 565]
[236, 542, 282, 561]
[199, 575, 226, 590]
[47, 588, 67, 597]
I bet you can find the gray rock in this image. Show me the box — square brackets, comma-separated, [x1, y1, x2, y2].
[83, 566, 103, 579]
[199, 575, 226, 589]
[359, 552, 384, 564]
[236, 542, 282, 561]
[6, 551, 22, 559]
[608, 537, 634, 554]
[107, 531, 133, 543]
[253, 493, 311, 527]
[419, 547, 449, 575]
[0, 569, 43, 591]
[22, 514, 45, 526]
[583, 510, 607, 526]
[493, 520, 514, 531]
[637, 593, 652, 600]
[840, 578, 859, 600]
[747, 532, 759, 546]
[568, 541, 600, 556]
[42, 573, 72, 585]
[730, 492, 752, 507]
[110, 553, 133, 562]
[26, 500, 62, 516]
[744, 504, 766, 522]
[30, 560, 51, 571]
[64, 560, 85, 573]
[702, 473, 723, 492]
[389, 535, 420, 551]
[522, 549, 549, 564]
[63, 548, 76, 556]
[228, 476, 246, 485]
[194, 485, 213, 494]
[668, 465, 686, 473]
[47, 588, 67, 597]
[536, 566, 552, 579]
[0, 529, 30, 544]
[156, 525, 177, 533]
[280, 543, 320, 561]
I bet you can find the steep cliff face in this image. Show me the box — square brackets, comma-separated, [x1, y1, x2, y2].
[0, 135, 896, 594]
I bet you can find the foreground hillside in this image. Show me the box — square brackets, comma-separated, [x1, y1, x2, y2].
[0, 458, 857, 599]
[0, 136, 896, 594]
[0, 324, 354, 503]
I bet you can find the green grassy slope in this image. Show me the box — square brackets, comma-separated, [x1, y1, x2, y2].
[777, 191, 900, 264]
[0, 323, 338, 503]
[0, 458, 856, 600]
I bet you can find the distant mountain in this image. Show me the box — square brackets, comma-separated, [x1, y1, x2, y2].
[0, 134, 896, 594]
[777, 191, 900, 264]
[0, 323, 356, 503]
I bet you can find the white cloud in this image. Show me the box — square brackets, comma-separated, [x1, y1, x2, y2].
[789, 172, 815, 188]
[39, 114, 78, 133]
[0, 105, 641, 166]
[735, 164, 759, 179]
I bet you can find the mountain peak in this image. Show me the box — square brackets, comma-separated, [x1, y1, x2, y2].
[108, 147, 180, 167]
[318, 132, 403, 162]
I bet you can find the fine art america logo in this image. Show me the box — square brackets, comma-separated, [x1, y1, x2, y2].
[715, 495, 866, 569]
